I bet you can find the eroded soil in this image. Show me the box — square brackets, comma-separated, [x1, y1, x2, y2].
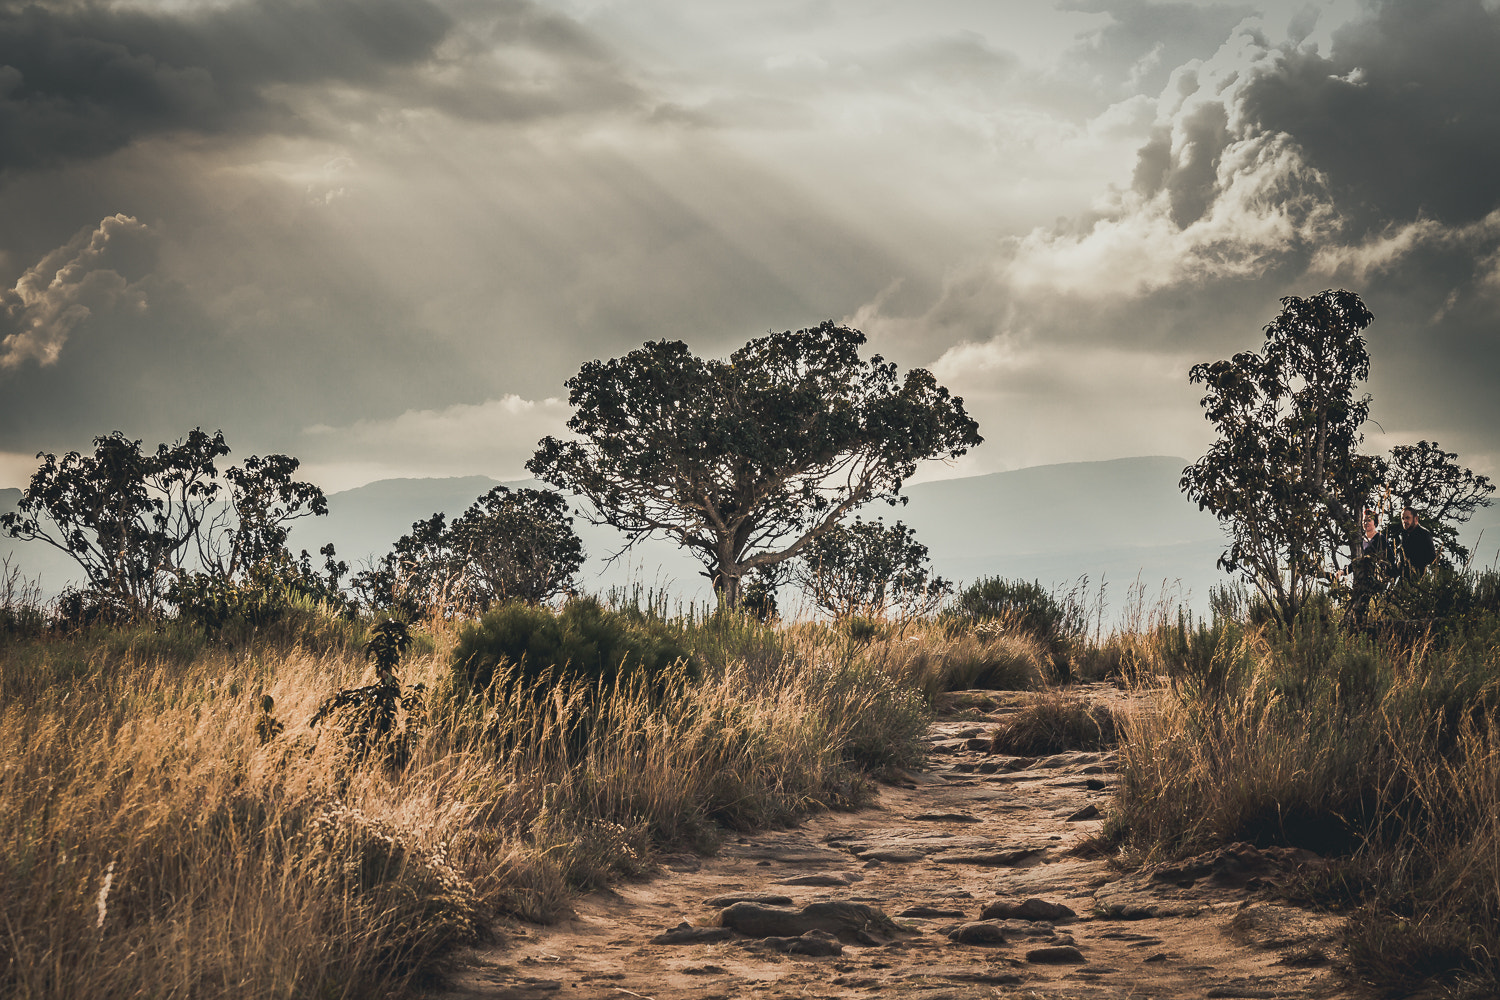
[436, 684, 1353, 1000]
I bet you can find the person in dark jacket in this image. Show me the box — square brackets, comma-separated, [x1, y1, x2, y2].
[1346, 510, 1392, 622]
[1397, 505, 1437, 580]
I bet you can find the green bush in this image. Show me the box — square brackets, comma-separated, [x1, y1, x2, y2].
[948, 577, 1086, 681]
[450, 597, 694, 699]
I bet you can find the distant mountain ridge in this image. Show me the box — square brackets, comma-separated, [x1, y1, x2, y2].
[299, 456, 1231, 614]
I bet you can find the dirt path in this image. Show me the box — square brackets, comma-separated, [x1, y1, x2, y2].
[438, 684, 1354, 1000]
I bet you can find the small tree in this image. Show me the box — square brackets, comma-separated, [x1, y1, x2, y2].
[450, 486, 584, 604]
[353, 486, 582, 616]
[793, 517, 950, 620]
[1381, 441, 1494, 565]
[528, 321, 981, 608]
[1182, 290, 1491, 624]
[0, 429, 331, 619]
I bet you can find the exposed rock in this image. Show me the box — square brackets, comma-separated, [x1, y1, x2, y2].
[909, 812, 981, 823]
[981, 898, 1077, 922]
[718, 900, 898, 942]
[1066, 804, 1101, 821]
[946, 921, 1007, 945]
[898, 905, 968, 918]
[1149, 843, 1323, 889]
[649, 922, 737, 945]
[759, 929, 845, 957]
[860, 848, 928, 863]
[1025, 945, 1086, 964]
[932, 845, 1045, 866]
[702, 893, 793, 907]
[773, 871, 862, 887]
[1092, 890, 1201, 920]
[1205, 981, 1284, 998]
[944, 971, 1025, 985]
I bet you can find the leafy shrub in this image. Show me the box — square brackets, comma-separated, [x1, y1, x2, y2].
[312, 618, 427, 769]
[989, 693, 1118, 756]
[450, 597, 694, 700]
[949, 577, 1087, 681]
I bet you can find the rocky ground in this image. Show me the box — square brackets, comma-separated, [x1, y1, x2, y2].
[436, 683, 1354, 1000]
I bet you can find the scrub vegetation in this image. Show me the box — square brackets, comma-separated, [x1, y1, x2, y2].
[5, 300, 1500, 997]
[0, 578, 1050, 1000]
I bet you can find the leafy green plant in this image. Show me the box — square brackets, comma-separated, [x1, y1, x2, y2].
[949, 577, 1086, 681]
[311, 618, 426, 767]
[1, 429, 334, 620]
[353, 486, 584, 617]
[449, 597, 694, 700]
[1182, 290, 1492, 626]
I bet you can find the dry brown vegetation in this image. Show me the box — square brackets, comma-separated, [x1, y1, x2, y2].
[0, 601, 1055, 1000]
[7, 568, 1500, 998]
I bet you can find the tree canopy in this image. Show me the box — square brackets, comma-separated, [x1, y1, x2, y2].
[528, 321, 982, 607]
[1181, 290, 1493, 623]
[352, 485, 583, 616]
[0, 429, 330, 619]
[792, 516, 950, 620]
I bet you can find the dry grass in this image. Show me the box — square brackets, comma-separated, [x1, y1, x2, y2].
[988, 691, 1119, 756]
[1104, 600, 1500, 995]
[837, 619, 1049, 699]
[0, 607, 936, 999]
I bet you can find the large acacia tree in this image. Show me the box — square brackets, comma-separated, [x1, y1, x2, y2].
[1182, 290, 1492, 624]
[528, 321, 982, 608]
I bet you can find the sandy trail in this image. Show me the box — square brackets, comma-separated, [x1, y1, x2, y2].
[437, 683, 1353, 1000]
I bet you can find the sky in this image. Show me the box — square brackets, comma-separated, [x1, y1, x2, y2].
[2, 0, 1498, 495]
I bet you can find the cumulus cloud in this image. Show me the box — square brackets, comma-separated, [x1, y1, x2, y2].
[0, 214, 150, 369]
[850, 0, 1500, 480]
[297, 394, 572, 490]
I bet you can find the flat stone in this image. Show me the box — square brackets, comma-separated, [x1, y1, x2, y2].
[981, 898, 1077, 922]
[760, 929, 844, 957]
[649, 922, 737, 945]
[1026, 945, 1086, 964]
[1092, 891, 1202, 920]
[773, 872, 862, 886]
[899, 906, 968, 918]
[860, 849, 928, 863]
[933, 846, 1045, 866]
[944, 972, 1025, 985]
[702, 893, 794, 907]
[719, 900, 897, 942]
[1066, 804, 1101, 821]
[1205, 985, 1284, 998]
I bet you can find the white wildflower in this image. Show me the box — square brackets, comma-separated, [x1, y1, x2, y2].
[95, 861, 115, 929]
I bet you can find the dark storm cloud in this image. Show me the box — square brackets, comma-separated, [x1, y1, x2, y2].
[1133, 98, 1231, 227]
[1242, 0, 1500, 233]
[0, 0, 450, 172]
[0, 0, 646, 177]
